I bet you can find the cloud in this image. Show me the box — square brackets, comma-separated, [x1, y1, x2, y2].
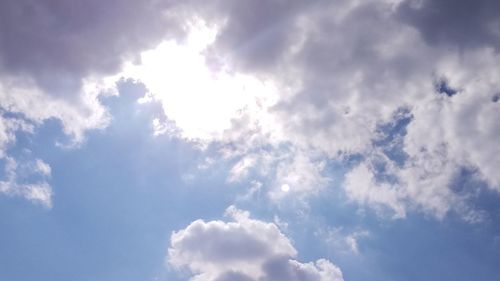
[318, 227, 370, 255]
[0, 156, 52, 208]
[0, 0, 188, 143]
[2, 0, 498, 217]
[0, 113, 34, 157]
[344, 162, 407, 219]
[0, 113, 52, 207]
[168, 206, 344, 281]
[178, 0, 312, 73]
[0, 0, 187, 206]
[397, 0, 500, 50]
[157, 0, 500, 220]
[0, 0, 182, 96]
[0, 64, 108, 207]
[270, 152, 329, 200]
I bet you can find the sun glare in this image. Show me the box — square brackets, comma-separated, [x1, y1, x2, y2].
[119, 25, 279, 141]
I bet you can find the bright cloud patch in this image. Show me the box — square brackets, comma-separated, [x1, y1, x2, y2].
[119, 25, 280, 141]
[168, 206, 344, 281]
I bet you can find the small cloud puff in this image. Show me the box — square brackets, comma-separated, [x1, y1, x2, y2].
[0, 157, 53, 208]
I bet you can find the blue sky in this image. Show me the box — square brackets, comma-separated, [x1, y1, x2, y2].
[1, 1, 500, 281]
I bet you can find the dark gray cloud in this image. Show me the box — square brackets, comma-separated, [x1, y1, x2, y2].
[397, 0, 500, 50]
[261, 256, 318, 281]
[214, 271, 255, 281]
[0, 0, 181, 97]
[197, 0, 311, 73]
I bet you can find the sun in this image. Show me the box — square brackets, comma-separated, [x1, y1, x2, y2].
[117, 23, 279, 141]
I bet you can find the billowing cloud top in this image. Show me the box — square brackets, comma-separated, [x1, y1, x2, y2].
[169, 206, 344, 281]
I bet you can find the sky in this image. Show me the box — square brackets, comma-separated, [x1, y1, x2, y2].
[0, 0, 500, 280]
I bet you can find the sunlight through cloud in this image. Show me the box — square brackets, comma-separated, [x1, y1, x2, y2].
[281, 183, 291, 192]
[118, 23, 280, 141]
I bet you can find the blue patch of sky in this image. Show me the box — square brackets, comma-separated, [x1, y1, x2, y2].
[492, 93, 499, 103]
[372, 107, 412, 167]
[435, 78, 458, 97]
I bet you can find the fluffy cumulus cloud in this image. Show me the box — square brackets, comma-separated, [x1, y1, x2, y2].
[168, 206, 344, 281]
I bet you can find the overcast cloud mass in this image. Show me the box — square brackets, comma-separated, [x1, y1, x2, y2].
[1, 0, 499, 280]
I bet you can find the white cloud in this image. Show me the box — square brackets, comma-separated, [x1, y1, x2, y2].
[168, 206, 344, 281]
[225, 148, 329, 203]
[0, 114, 34, 157]
[228, 155, 258, 183]
[34, 159, 51, 177]
[318, 227, 371, 255]
[0, 114, 53, 207]
[0, 77, 110, 207]
[0, 77, 113, 144]
[0, 157, 53, 208]
[270, 152, 329, 201]
[344, 162, 407, 219]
